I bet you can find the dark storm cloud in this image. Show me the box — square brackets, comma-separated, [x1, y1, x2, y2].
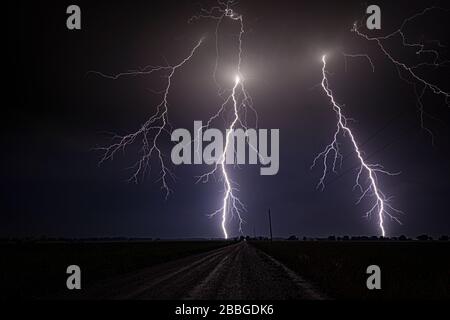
[3, 0, 449, 238]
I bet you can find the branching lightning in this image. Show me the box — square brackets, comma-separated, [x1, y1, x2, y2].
[198, 75, 244, 239]
[92, 38, 204, 198]
[192, 2, 259, 239]
[352, 6, 450, 142]
[312, 55, 402, 236]
[90, 2, 446, 238]
[311, 7, 449, 235]
[93, 0, 257, 238]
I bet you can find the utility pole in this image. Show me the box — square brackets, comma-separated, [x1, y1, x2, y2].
[268, 209, 273, 242]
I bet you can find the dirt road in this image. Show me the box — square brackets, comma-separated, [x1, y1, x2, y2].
[78, 241, 325, 300]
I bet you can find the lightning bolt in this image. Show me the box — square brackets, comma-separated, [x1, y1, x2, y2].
[351, 6, 450, 142]
[93, 1, 257, 239]
[312, 55, 402, 237]
[91, 38, 204, 198]
[218, 75, 242, 239]
[193, 3, 258, 239]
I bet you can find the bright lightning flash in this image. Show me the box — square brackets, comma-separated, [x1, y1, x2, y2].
[218, 75, 241, 239]
[95, 0, 257, 239]
[312, 55, 402, 237]
[193, 2, 259, 239]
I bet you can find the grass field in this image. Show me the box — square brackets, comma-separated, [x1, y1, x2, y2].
[251, 240, 450, 299]
[0, 240, 232, 299]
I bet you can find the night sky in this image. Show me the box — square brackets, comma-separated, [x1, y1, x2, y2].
[4, 0, 450, 238]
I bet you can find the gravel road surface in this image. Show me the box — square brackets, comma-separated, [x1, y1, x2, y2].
[77, 241, 325, 300]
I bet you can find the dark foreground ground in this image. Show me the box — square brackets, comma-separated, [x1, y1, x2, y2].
[252, 241, 450, 299]
[0, 240, 230, 299]
[1, 240, 448, 299]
